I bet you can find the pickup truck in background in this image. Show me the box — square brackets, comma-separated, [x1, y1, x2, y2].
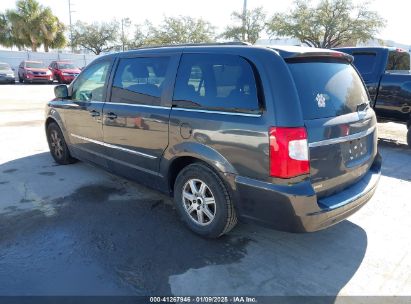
[334, 47, 411, 147]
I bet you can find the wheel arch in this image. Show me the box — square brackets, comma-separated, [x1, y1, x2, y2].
[162, 142, 238, 196]
[45, 113, 71, 145]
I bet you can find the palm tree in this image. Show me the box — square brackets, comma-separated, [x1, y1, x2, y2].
[1, 0, 66, 52]
[39, 7, 66, 52]
[11, 0, 43, 51]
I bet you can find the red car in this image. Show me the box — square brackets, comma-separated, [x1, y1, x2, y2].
[49, 61, 81, 84]
[18, 61, 53, 84]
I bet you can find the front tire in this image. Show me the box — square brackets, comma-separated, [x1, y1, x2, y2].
[174, 163, 237, 238]
[46, 122, 76, 165]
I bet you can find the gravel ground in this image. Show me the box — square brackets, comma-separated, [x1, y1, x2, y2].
[0, 84, 410, 297]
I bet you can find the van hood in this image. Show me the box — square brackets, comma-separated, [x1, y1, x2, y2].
[26, 68, 49, 72]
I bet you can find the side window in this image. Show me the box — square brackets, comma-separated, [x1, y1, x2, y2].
[72, 60, 111, 102]
[173, 54, 260, 112]
[386, 51, 410, 71]
[111, 57, 170, 105]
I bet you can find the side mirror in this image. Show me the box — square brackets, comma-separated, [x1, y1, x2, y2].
[54, 85, 69, 99]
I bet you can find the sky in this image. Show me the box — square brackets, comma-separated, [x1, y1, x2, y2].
[1, 0, 411, 45]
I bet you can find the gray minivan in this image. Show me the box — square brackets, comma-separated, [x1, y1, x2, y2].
[45, 43, 381, 238]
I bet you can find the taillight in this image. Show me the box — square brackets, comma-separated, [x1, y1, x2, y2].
[269, 127, 310, 178]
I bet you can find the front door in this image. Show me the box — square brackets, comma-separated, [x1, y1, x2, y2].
[102, 55, 176, 186]
[64, 59, 113, 167]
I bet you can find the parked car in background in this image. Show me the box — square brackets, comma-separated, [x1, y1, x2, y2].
[334, 47, 411, 147]
[49, 61, 81, 84]
[45, 44, 381, 238]
[18, 60, 53, 84]
[0, 62, 15, 84]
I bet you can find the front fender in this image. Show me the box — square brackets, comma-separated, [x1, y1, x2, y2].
[45, 105, 71, 145]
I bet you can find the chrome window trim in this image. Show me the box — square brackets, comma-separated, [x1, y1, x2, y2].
[106, 102, 170, 110]
[308, 125, 376, 148]
[70, 134, 157, 159]
[172, 107, 262, 117]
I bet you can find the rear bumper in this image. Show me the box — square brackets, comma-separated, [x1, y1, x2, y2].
[234, 153, 381, 232]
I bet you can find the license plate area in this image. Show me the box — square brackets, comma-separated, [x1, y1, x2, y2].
[342, 136, 369, 167]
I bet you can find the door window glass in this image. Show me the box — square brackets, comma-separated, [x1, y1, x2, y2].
[72, 60, 111, 102]
[111, 57, 170, 105]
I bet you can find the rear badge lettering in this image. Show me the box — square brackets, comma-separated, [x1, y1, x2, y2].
[316, 93, 327, 108]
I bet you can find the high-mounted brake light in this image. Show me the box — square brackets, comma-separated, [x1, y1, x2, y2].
[269, 127, 310, 178]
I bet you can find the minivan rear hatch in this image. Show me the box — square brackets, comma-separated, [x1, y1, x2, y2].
[286, 55, 378, 199]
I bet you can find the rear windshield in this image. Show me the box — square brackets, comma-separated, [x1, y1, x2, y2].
[386, 51, 410, 71]
[0, 63, 11, 70]
[25, 62, 46, 69]
[287, 61, 369, 120]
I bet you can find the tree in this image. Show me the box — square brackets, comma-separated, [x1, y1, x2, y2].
[1, 0, 65, 51]
[266, 0, 385, 48]
[125, 22, 153, 49]
[221, 7, 266, 44]
[145, 16, 216, 46]
[39, 7, 66, 52]
[0, 13, 12, 47]
[119, 17, 132, 51]
[71, 21, 119, 55]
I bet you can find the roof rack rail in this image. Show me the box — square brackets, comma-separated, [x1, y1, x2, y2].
[128, 41, 252, 51]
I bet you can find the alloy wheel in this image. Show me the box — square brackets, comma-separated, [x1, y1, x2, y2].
[50, 129, 64, 159]
[182, 179, 216, 226]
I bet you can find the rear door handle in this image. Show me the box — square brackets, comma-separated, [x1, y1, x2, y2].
[89, 110, 100, 117]
[106, 112, 117, 119]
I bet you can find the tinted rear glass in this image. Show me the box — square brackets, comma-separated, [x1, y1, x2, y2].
[287, 61, 369, 120]
[173, 53, 259, 112]
[351, 52, 376, 74]
[386, 51, 410, 71]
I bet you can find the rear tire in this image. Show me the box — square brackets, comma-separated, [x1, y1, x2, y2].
[46, 122, 77, 165]
[174, 163, 237, 238]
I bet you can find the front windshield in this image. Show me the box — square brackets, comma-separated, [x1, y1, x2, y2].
[58, 63, 77, 69]
[0, 63, 11, 70]
[25, 62, 46, 69]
